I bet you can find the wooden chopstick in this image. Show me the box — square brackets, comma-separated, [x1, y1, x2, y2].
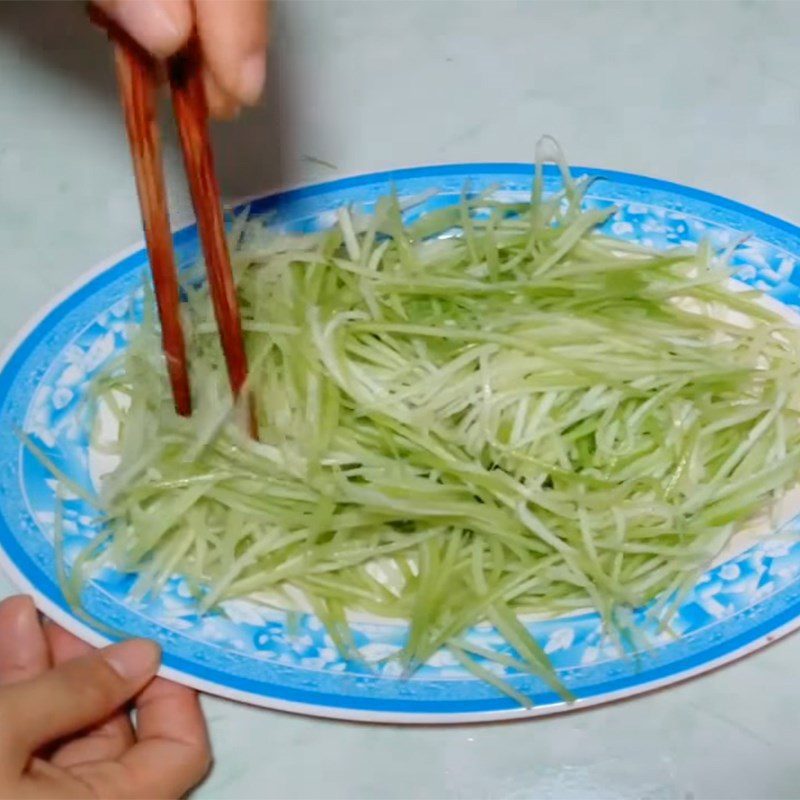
[91, 9, 192, 416]
[89, 7, 256, 436]
[167, 42, 257, 437]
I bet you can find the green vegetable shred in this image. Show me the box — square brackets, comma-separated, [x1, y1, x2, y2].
[71, 140, 800, 703]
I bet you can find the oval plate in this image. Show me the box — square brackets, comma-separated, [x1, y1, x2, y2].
[2, 163, 800, 724]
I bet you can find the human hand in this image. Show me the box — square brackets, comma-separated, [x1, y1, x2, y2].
[0, 595, 211, 799]
[92, 0, 269, 118]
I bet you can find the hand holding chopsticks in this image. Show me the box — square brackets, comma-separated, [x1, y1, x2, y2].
[90, 7, 258, 437]
[91, 0, 269, 119]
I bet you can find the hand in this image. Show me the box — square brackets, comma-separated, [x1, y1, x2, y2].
[93, 0, 269, 119]
[0, 595, 211, 800]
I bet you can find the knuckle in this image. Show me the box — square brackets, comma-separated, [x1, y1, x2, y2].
[69, 761, 125, 800]
[78, 678, 119, 712]
[63, 657, 122, 710]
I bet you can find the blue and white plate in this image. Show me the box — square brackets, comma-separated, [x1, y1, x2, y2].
[3, 163, 800, 724]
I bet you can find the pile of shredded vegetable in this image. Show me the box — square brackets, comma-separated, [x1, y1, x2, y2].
[74, 143, 800, 701]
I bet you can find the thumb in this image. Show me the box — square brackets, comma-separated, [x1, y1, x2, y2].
[0, 639, 160, 772]
[93, 0, 193, 60]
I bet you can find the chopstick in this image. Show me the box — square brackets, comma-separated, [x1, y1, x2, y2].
[89, 7, 257, 436]
[168, 42, 257, 435]
[103, 17, 192, 416]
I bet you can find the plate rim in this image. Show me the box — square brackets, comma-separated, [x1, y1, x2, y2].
[2, 160, 800, 724]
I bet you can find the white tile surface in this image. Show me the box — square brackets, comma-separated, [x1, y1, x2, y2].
[2, 1, 800, 797]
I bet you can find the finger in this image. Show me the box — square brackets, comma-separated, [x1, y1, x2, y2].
[0, 596, 49, 685]
[51, 713, 135, 769]
[25, 757, 96, 800]
[44, 625, 136, 767]
[64, 679, 211, 800]
[195, 0, 268, 107]
[202, 66, 241, 120]
[120, 678, 211, 798]
[0, 639, 160, 772]
[93, 0, 193, 59]
[44, 622, 95, 664]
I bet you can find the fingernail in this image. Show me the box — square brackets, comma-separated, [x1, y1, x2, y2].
[238, 52, 266, 106]
[102, 639, 160, 681]
[110, 0, 186, 58]
[4, 596, 41, 657]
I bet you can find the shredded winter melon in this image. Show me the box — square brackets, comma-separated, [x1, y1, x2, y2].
[61, 140, 800, 703]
